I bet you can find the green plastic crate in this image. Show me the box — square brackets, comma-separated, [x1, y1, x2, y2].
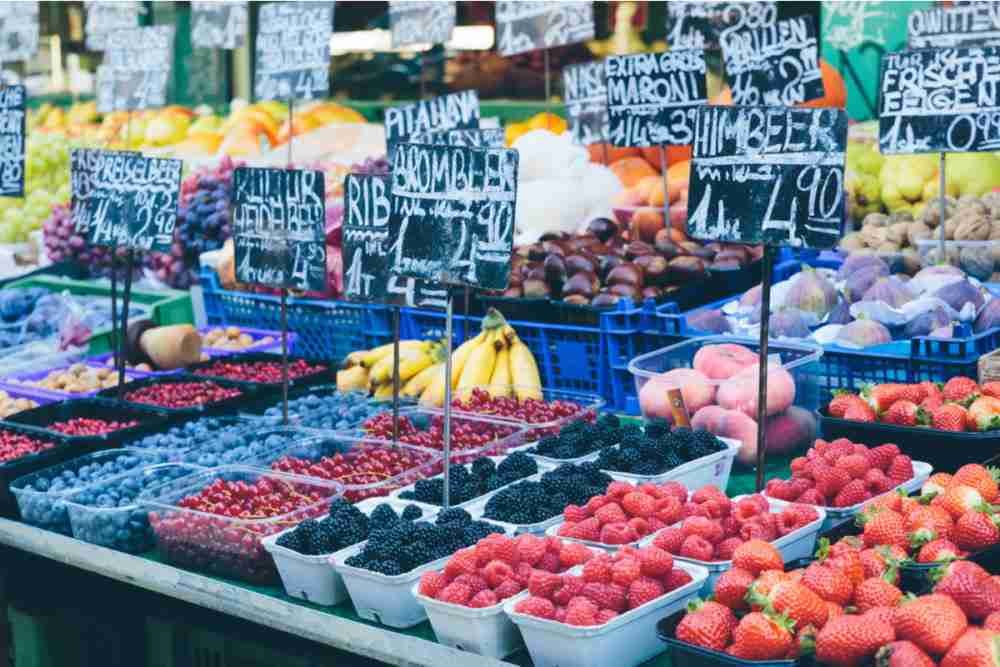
[6, 276, 194, 355]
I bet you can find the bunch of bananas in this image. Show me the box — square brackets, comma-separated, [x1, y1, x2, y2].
[336, 309, 544, 406]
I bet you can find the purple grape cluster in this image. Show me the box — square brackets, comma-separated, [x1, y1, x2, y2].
[42, 203, 124, 278]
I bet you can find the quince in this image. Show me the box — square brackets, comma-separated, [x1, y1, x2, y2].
[879, 153, 959, 217]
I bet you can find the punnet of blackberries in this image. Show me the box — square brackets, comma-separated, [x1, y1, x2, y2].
[343, 507, 503, 576]
[529, 414, 622, 460]
[399, 452, 537, 506]
[276, 499, 424, 556]
[595, 421, 725, 475]
[483, 462, 612, 525]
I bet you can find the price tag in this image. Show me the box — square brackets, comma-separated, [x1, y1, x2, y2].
[665, 1, 777, 50]
[233, 167, 327, 292]
[686, 106, 848, 249]
[0, 2, 38, 63]
[103, 25, 174, 111]
[0, 85, 24, 198]
[342, 173, 447, 309]
[388, 143, 519, 290]
[563, 60, 608, 146]
[909, 4, 1000, 49]
[253, 1, 333, 102]
[389, 1, 456, 48]
[384, 90, 480, 160]
[722, 16, 824, 106]
[424, 128, 505, 149]
[880, 46, 1000, 154]
[191, 1, 248, 50]
[84, 1, 141, 52]
[496, 1, 595, 57]
[605, 50, 708, 148]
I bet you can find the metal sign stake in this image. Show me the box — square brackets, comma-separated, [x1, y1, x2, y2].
[939, 151, 947, 258]
[659, 144, 669, 230]
[118, 249, 135, 398]
[544, 48, 551, 131]
[280, 95, 294, 426]
[391, 305, 401, 445]
[442, 291, 454, 509]
[754, 246, 775, 492]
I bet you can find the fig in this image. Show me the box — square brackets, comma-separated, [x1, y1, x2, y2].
[521, 279, 550, 298]
[564, 254, 598, 276]
[836, 253, 889, 281]
[835, 318, 892, 348]
[933, 279, 985, 313]
[543, 254, 567, 284]
[642, 286, 662, 300]
[740, 284, 762, 308]
[827, 297, 852, 325]
[862, 276, 915, 308]
[975, 298, 1000, 333]
[904, 306, 951, 337]
[609, 283, 641, 302]
[563, 271, 600, 299]
[687, 309, 732, 334]
[541, 240, 566, 256]
[665, 256, 707, 282]
[563, 294, 590, 305]
[587, 217, 618, 243]
[591, 292, 620, 308]
[633, 254, 668, 285]
[845, 264, 888, 303]
[768, 308, 811, 338]
[625, 241, 655, 260]
[607, 263, 644, 287]
[784, 267, 838, 317]
[960, 246, 995, 281]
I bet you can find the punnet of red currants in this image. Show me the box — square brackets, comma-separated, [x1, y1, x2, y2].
[362, 413, 523, 462]
[0, 429, 55, 464]
[124, 381, 242, 409]
[49, 418, 139, 437]
[192, 359, 327, 385]
[449, 387, 597, 436]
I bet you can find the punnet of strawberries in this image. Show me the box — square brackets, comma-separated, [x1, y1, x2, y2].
[829, 377, 1000, 432]
[764, 438, 915, 508]
[673, 537, 1000, 664]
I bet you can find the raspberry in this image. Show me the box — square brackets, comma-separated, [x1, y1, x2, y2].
[559, 542, 593, 568]
[733, 497, 763, 523]
[596, 609, 619, 624]
[474, 538, 498, 565]
[600, 522, 638, 545]
[637, 546, 674, 576]
[437, 581, 473, 605]
[514, 596, 555, 619]
[716, 537, 744, 561]
[494, 578, 523, 600]
[659, 481, 688, 503]
[682, 516, 724, 544]
[564, 504, 588, 523]
[552, 574, 586, 606]
[584, 495, 608, 515]
[468, 589, 499, 608]
[582, 582, 627, 612]
[528, 570, 562, 598]
[607, 481, 633, 498]
[594, 502, 627, 525]
[654, 496, 683, 524]
[443, 548, 478, 579]
[664, 568, 693, 591]
[565, 597, 599, 626]
[647, 517, 666, 533]
[514, 562, 534, 585]
[611, 557, 641, 586]
[627, 576, 665, 609]
[639, 482, 666, 499]
[572, 517, 601, 541]
[492, 538, 519, 566]
[536, 552, 561, 573]
[692, 485, 726, 504]
[627, 516, 650, 537]
[582, 555, 613, 583]
[679, 535, 714, 561]
[418, 571, 447, 598]
[653, 527, 685, 553]
[482, 560, 515, 588]
[514, 534, 546, 566]
[621, 491, 656, 518]
[452, 574, 488, 595]
[546, 536, 564, 552]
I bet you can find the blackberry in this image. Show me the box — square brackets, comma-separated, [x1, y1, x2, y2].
[540, 463, 611, 506]
[483, 480, 563, 524]
[471, 457, 496, 478]
[326, 497, 351, 518]
[644, 417, 670, 439]
[598, 413, 620, 428]
[369, 503, 400, 527]
[276, 530, 302, 552]
[400, 454, 534, 506]
[485, 475, 504, 491]
[401, 504, 423, 522]
[496, 451, 537, 481]
[436, 507, 472, 526]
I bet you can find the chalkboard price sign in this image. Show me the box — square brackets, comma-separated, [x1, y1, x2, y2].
[424, 128, 505, 149]
[563, 60, 608, 146]
[389, 143, 519, 290]
[686, 106, 847, 249]
[192, 1, 248, 50]
[909, 4, 1000, 49]
[880, 46, 1000, 154]
[233, 167, 327, 292]
[84, 1, 141, 52]
[103, 25, 175, 111]
[605, 50, 708, 148]
[253, 1, 333, 102]
[70, 148, 133, 243]
[384, 90, 480, 159]
[0, 2, 38, 63]
[722, 16, 824, 106]
[342, 173, 447, 309]
[496, 1, 595, 57]
[665, 2, 777, 50]
[389, 1, 456, 48]
[0, 85, 25, 198]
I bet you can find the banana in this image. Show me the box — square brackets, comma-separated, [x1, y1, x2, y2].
[336, 365, 368, 393]
[368, 347, 434, 385]
[509, 334, 542, 400]
[419, 364, 448, 407]
[401, 362, 440, 397]
[488, 345, 512, 397]
[372, 382, 394, 401]
[457, 329, 499, 400]
[360, 340, 430, 368]
[343, 350, 366, 368]
[449, 330, 488, 388]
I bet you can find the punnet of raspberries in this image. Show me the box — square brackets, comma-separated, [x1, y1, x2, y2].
[512, 544, 695, 626]
[651, 491, 819, 562]
[828, 377, 1000, 432]
[764, 438, 915, 508]
[417, 533, 593, 609]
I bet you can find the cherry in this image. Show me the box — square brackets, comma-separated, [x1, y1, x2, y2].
[125, 381, 242, 408]
[49, 418, 139, 436]
[193, 359, 325, 384]
[0, 429, 55, 463]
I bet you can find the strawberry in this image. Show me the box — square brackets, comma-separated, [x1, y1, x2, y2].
[967, 396, 1000, 432]
[918, 537, 964, 564]
[676, 601, 734, 651]
[921, 393, 944, 411]
[854, 576, 903, 611]
[943, 376, 979, 403]
[862, 605, 897, 627]
[826, 550, 866, 587]
[815, 614, 896, 667]
[941, 627, 1000, 667]
[933, 403, 970, 432]
[750, 580, 828, 630]
[679, 534, 714, 561]
[952, 511, 1000, 552]
[732, 539, 783, 575]
[621, 491, 656, 518]
[933, 561, 1000, 621]
[860, 546, 905, 584]
[858, 507, 908, 548]
[939, 485, 988, 520]
[887, 455, 914, 483]
[907, 505, 955, 542]
[627, 575, 665, 609]
[953, 464, 1000, 502]
[829, 392, 864, 418]
[844, 400, 877, 422]
[801, 562, 854, 606]
[920, 381, 943, 400]
[714, 567, 754, 611]
[876, 640, 937, 667]
[865, 383, 904, 412]
[894, 594, 969, 657]
[730, 612, 794, 661]
[833, 479, 868, 507]
[884, 400, 927, 427]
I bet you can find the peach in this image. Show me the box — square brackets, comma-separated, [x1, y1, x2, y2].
[692, 406, 759, 466]
[690, 405, 730, 434]
[613, 187, 645, 207]
[717, 364, 796, 419]
[639, 368, 716, 422]
[763, 406, 816, 456]
[636, 175, 663, 205]
[633, 207, 666, 243]
[692, 343, 758, 380]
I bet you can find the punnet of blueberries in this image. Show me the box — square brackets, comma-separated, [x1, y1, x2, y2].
[595, 421, 726, 476]
[133, 418, 307, 467]
[276, 499, 425, 556]
[343, 507, 503, 576]
[483, 461, 612, 525]
[529, 414, 622, 460]
[258, 390, 379, 430]
[398, 451, 537, 506]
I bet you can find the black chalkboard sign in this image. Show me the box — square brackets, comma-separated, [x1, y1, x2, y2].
[424, 128, 506, 149]
[722, 16, 824, 106]
[233, 167, 327, 291]
[605, 50, 708, 148]
[342, 173, 448, 309]
[563, 60, 608, 146]
[665, 2, 777, 50]
[103, 25, 174, 111]
[384, 90, 480, 159]
[879, 46, 1000, 154]
[192, 1, 248, 50]
[496, 1, 595, 57]
[686, 106, 847, 249]
[253, 1, 333, 102]
[69, 150, 182, 252]
[84, 1, 141, 52]
[389, 1, 456, 48]
[0, 85, 24, 198]
[0, 1, 38, 63]
[908, 5, 1000, 49]
[388, 143, 519, 290]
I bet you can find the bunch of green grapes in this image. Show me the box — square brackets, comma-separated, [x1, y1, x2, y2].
[0, 133, 73, 243]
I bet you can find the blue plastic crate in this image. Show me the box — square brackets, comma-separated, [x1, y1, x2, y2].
[198, 269, 393, 363]
[399, 306, 605, 396]
[772, 253, 845, 282]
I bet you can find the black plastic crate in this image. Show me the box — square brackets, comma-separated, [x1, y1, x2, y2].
[658, 612, 800, 667]
[185, 352, 334, 390]
[96, 375, 262, 416]
[3, 398, 173, 448]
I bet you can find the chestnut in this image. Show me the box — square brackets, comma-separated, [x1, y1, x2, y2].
[607, 262, 644, 288]
[665, 256, 708, 282]
[633, 254, 668, 286]
[654, 229, 681, 259]
[502, 286, 523, 298]
[642, 286, 663, 300]
[527, 243, 547, 261]
[524, 265, 547, 282]
[541, 240, 566, 256]
[521, 279, 550, 298]
[563, 294, 591, 305]
[625, 241, 655, 260]
[591, 292, 621, 308]
[587, 217, 619, 243]
[543, 254, 567, 284]
[679, 242, 715, 260]
[598, 254, 624, 279]
[563, 271, 600, 299]
[609, 283, 641, 303]
[564, 254, 598, 276]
